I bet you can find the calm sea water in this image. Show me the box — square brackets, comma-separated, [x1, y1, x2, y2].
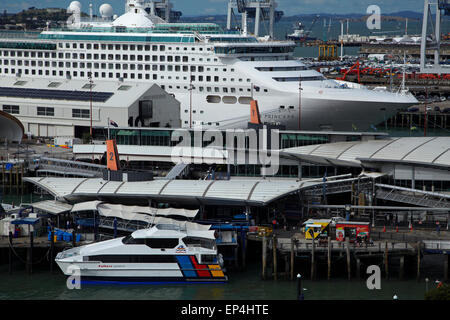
[0, 263, 430, 300]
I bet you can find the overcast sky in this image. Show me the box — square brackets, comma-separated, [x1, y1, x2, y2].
[1, 0, 426, 16]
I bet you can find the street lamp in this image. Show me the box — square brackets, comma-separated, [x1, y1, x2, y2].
[88, 72, 93, 143]
[298, 80, 303, 130]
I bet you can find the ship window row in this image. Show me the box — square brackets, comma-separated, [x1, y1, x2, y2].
[0, 67, 161, 80]
[273, 76, 326, 82]
[0, 51, 55, 58]
[57, 42, 213, 53]
[58, 43, 166, 52]
[255, 66, 307, 72]
[85, 254, 177, 263]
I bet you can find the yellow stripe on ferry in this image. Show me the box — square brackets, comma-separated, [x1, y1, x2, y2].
[209, 265, 224, 277]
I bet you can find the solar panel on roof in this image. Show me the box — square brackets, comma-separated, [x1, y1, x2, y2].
[0, 87, 114, 102]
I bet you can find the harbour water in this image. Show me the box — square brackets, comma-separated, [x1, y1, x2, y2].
[0, 263, 431, 300]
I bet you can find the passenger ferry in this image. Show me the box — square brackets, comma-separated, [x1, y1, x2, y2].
[0, 0, 418, 131]
[55, 223, 227, 284]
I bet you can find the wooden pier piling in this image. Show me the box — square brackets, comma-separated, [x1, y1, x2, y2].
[50, 229, 54, 273]
[384, 241, 389, 279]
[444, 254, 449, 282]
[346, 238, 351, 280]
[417, 241, 421, 281]
[8, 231, 12, 275]
[356, 258, 361, 280]
[311, 237, 316, 281]
[327, 237, 331, 280]
[399, 256, 405, 280]
[262, 235, 267, 280]
[27, 230, 33, 274]
[290, 237, 295, 280]
[241, 230, 246, 270]
[272, 235, 278, 280]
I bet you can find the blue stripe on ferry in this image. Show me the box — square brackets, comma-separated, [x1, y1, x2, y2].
[176, 255, 197, 278]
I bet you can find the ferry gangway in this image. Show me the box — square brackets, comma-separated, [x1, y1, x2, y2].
[33, 157, 106, 178]
[375, 184, 450, 209]
[164, 163, 189, 180]
[301, 176, 373, 198]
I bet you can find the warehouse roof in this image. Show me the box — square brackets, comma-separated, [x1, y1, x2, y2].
[23, 176, 327, 206]
[0, 76, 160, 109]
[282, 137, 450, 170]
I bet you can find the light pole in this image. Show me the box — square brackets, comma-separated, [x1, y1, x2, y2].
[88, 72, 93, 143]
[189, 73, 193, 129]
[298, 80, 303, 130]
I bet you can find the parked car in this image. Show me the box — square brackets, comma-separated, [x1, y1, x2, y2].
[330, 216, 345, 226]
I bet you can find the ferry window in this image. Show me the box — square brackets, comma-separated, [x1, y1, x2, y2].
[160, 65, 165, 71]
[145, 238, 179, 249]
[94, 44, 99, 50]
[87, 54, 92, 59]
[87, 44, 92, 49]
[108, 44, 113, 50]
[58, 43, 63, 48]
[115, 54, 121, 60]
[182, 56, 188, 62]
[123, 55, 128, 61]
[37, 107, 54, 117]
[182, 237, 215, 250]
[175, 56, 180, 62]
[123, 45, 128, 51]
[137, 55, 143, 61]
[94, 54, 99, 60]
[152, 45, 158, 51]
[175, 66, 180, 72]
[130, 65, 136, 70]
[153, 74, 157, 80]
[214, 76, 219, 82]
[199, 48, 203, 51]
[145, 45, 150, 51]
[130, 45, 135, 51]
[122, 235, 146, 245]
[137, 45, 143, 51]
[160, 56, 165, 62]
[65, 43, 70, 48]
[130, 55, 135, 61]
[152, 55, 157, 61]
[72, 109, 90, 119]
[101, 54, 106, 60]
[159, 45, 165, 51]
[201, 255, 216, 264]
[183, 66, 188, 72]
[3, 105, 19, 114]
[115, 44, 120, 50]
[167, 56, 173, 62]
[167, 65, 172, 71]
[101, 44, 106, 50]
[73, 53, 78, 59]
[138, 64, 143, 70]
[145, 55, 150, 61]
[80, 43, 84, 49]
[80, 53, 85, 59]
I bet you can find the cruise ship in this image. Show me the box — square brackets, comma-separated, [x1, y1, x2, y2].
[55, 223, 227, 284]
[0, 0, 418, 131]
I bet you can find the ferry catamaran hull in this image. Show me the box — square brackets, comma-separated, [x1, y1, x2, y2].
[55, 225, 227, 284]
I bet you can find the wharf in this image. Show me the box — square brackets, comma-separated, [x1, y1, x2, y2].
[247, 228, 450, 281]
